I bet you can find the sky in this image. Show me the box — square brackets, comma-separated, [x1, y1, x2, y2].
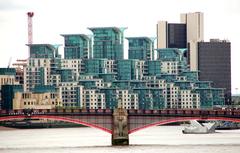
[0, 0, 239, 94]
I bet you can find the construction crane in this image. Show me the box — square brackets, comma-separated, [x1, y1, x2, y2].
[27, 12, 34, 44]
[12, 59, 27, 67]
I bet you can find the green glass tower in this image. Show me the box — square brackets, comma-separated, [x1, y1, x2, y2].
[88, 27, 126, 60]
[61, 34, 92, 59]
[28, 44, 56, 58]
[127, 37, 154, 60]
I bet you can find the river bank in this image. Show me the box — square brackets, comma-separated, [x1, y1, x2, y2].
[0, 126, 16, 131]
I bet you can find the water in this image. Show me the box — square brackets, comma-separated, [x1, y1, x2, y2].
[0, 126, 240, 153]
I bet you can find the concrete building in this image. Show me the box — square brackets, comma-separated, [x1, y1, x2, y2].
[24, 58, 52, 91]
[197, 39, 231, 105]
[188, 39, 231, 105]
[24, 44, 61, 91]
[116, 90, 138, 109]
[12, 59, 27, 85]
[157, 11, 203, 65]
[157, 48, 187, 75]
[188, 41, 199, 71]
[166, 83, 180, 108]
[59, 82, 84, 107]
[181, 12, 204, 71]
[79, 78, 105, 89]
[157, 21, 167, 49]
[12, 86, 62, 110]
[145, 76, 166, 89]
[61, 59, 85, 81]
[180, 12, 204, 42]
[50, 74, 61, 88]
[82, 89, 105, 109]
[179, 89, 200, 109]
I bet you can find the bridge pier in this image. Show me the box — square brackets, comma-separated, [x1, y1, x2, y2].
[112, 108, 129, 145]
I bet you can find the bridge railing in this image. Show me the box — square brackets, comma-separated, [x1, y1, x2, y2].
[0, 109, 113, 116]
[127, 109, 240, 117]
[1, 109, 240, 117]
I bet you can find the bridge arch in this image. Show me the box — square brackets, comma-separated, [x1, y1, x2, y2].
[129, 117, 240, 134]
[0, 115, 112, 134]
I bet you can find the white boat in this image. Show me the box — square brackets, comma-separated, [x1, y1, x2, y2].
[182, 120, 216, 134]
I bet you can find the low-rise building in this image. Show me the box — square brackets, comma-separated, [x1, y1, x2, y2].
[13, 91, 62, 109]
[10, 85, 62, 109]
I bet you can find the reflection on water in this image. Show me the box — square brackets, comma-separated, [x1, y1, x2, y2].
[0, 126, 240, 153]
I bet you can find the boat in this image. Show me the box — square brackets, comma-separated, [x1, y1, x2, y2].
[0, 119, 85, 129]
[182, 120, 216, 134]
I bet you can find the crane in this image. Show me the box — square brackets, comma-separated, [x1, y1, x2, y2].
[27, 12, 34, 44]
[27, 12, 34, 58]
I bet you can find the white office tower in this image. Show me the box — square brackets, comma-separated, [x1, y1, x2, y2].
[157, 21, 168, 49]
[181, 12, 204, 42]
[181, 12, 204, 71]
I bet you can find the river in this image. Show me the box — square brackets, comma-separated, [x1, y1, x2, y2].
[0, 126, 240, 153]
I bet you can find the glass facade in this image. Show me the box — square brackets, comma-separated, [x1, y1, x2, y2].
[133, 88, 165, 109]
[85, 59, 115, 74]
[62, 34, 92, 59]
[127, 37, 154, 60]
[56, 69, 75, 82]
[117, 59, 145, 80]
[168, 23, 187, 48]
[0, 68, 16, 75]
[88, 27, 126, 60]
[146, 60, 161, 76]
[28, 44, 56, 58]
[157, 48, 182, 61]
[197, 40, 231, 105]
[1, 85, 23, 110]
[32, 85, 56, 93]
[100, 88, 117, 108]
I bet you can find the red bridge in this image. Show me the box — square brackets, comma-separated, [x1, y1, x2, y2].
[1, 108, 240, 145]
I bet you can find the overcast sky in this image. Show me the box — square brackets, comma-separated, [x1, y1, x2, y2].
[0, 0, 239, 94]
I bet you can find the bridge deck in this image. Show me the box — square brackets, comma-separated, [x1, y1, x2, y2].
[1, 109, 240, 134]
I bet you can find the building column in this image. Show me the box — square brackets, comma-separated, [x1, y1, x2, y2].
[112, 108, 129, 145]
